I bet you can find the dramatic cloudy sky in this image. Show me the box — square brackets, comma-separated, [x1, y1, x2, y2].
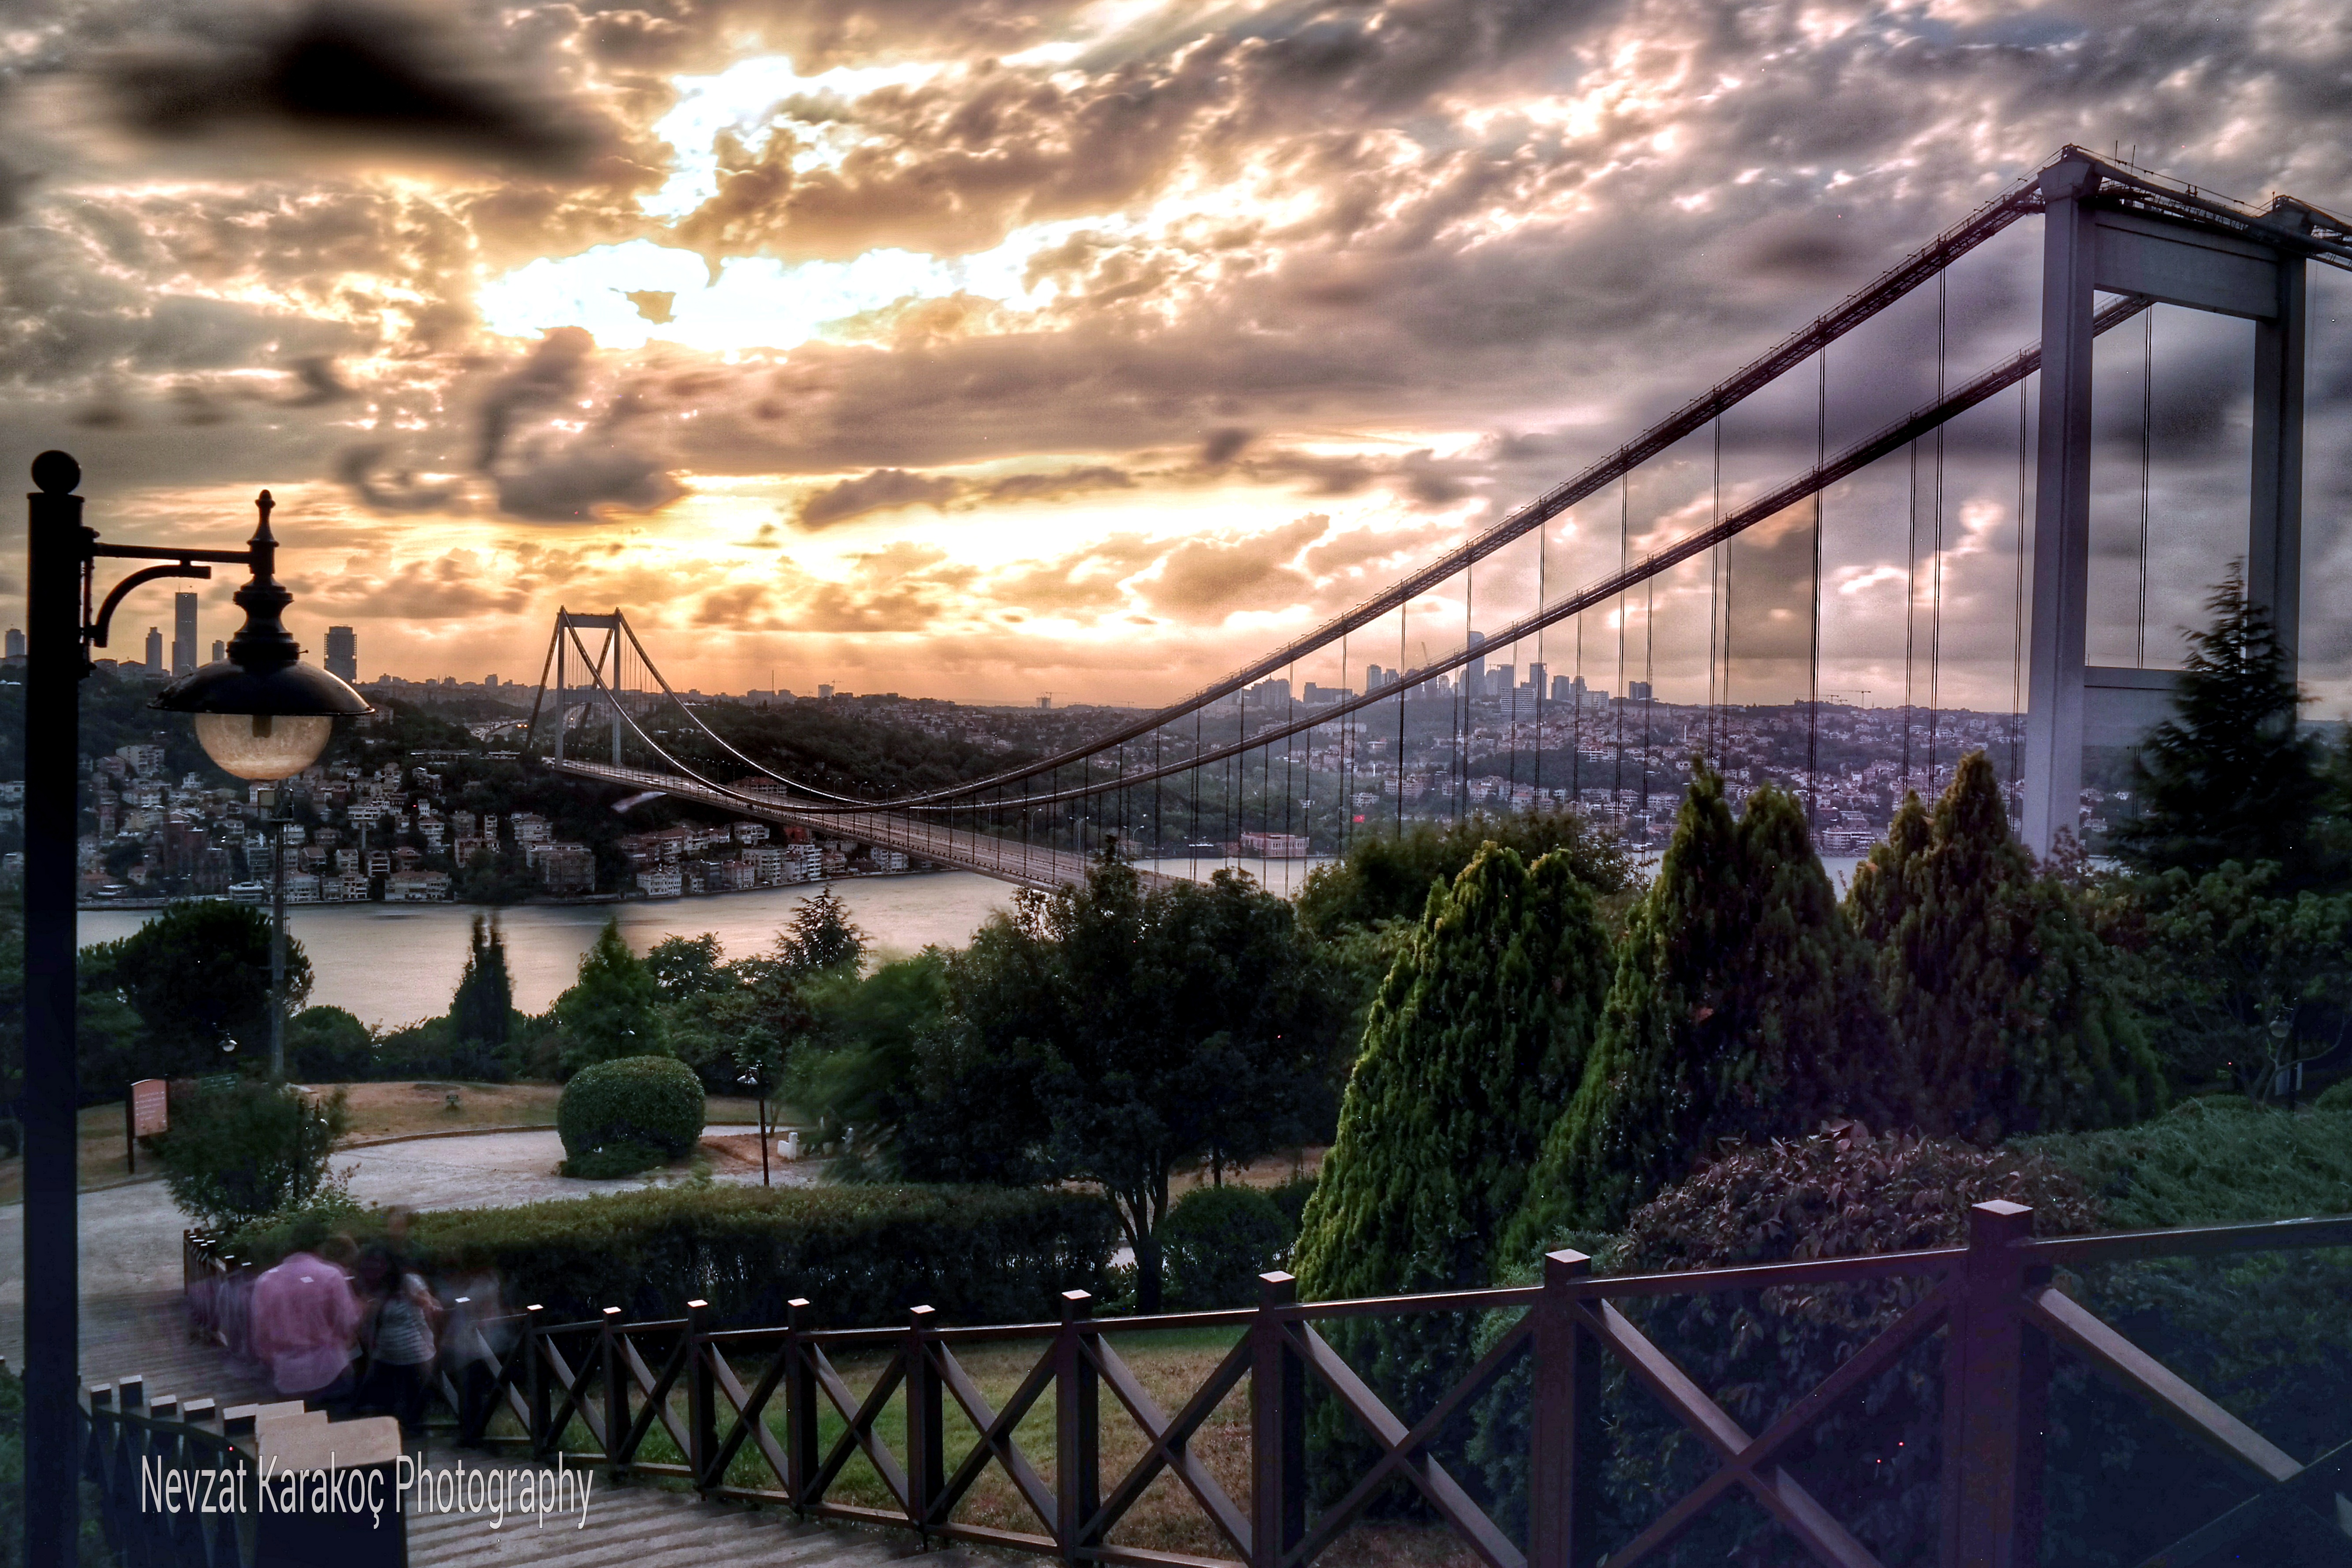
[3, 0, 2349, 709]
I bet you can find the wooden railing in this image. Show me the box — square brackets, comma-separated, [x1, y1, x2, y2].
[178, 1203, 2352, 1567]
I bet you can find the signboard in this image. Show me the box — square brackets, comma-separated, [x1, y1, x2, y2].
[126, 1078, 167, 1175]
[130, 1079, 168, 1138]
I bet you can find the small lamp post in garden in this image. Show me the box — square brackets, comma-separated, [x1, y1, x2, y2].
[21, 452, 370, 1568]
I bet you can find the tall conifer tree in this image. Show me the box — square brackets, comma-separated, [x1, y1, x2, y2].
[449, 914, 513, 1050]
[2113, 567, 2330, 886]
[1848, 750, 2163, 1140]
[1293, 844, 1614, 1489]
[1505, 769, 1892, 1251]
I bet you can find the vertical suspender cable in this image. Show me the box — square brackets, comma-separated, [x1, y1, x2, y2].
[1928, 276, 1946, 794]
[1572, 607, 1584, 806]
[2013, 377, 2030, 811]
[1535, 523, 1546, 804]
[2137, 308, 2154, 667]
[1709, 416, 1723, 765]
[1459, 569, 1471, 822]
[1640, 543, 1654, 842]
[1903, 438, 1919, 793]
[1339, 631, 1351, 848]
[1396, 603, 1407, 836]
[1810, 344, 1826, 829]
[1614, 476, 1628, 806]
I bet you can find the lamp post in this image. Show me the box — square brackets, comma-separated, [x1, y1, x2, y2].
[20, 453, 369, 1568]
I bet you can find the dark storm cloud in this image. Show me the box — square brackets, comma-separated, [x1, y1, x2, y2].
[495, 440, 683, 521]
[795, 467, 959, 528]
[336, 445, 467, 513]
[101, 1, 618, 175]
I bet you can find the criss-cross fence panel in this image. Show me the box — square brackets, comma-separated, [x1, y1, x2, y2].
[172, 1205, 2352, 1568]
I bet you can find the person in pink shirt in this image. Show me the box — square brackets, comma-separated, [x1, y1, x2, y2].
[246, 1220, 363, 1403]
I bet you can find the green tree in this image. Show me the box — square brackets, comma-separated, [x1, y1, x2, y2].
[286, 1005, 377, 1081]
[788, 951, 953, 1163]
[553, 918, 666, 1075]
[2113, 567, 2333, 887]
[2111, 862, 2352, 1104]
[448, 914, 514, 1055]
[1846, 752, 2163, 1140]
[777, 887, 866, 975]
[154, 1079, 351, 1232]
[892, 860, 1344, 1310]
[1292, 843, 1614, 1502]
[646, 933, 724, 1000]
[1507, 769, 1894, 1249]
[79, 901, 313, 1080]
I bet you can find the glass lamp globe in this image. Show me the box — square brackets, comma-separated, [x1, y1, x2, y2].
[191, 711, 336, 781]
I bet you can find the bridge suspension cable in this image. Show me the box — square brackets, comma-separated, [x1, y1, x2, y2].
[565, 292, 2158, 826]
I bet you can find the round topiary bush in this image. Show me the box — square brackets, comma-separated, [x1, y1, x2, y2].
[558, 1056, 705, 1174]
[1160, 1184, 1292, 1309]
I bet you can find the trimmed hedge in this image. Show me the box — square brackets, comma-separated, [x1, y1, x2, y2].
[228, 1183, 1120, 1328]
[558, 1055, 704, 1163]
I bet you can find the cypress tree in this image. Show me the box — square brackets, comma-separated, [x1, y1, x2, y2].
[449, 914, 513, 1051]
[1505, 768, 1893, 1251]
[1292, 843, 1614, 1491]
[1849, 750, 2163, 1141]
[2113, 566, 2330, 886]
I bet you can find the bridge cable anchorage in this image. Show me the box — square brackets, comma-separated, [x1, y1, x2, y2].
[557, 295, 2158, 832]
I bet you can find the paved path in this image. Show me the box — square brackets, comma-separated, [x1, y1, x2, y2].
[0, 1124, 819, 1382]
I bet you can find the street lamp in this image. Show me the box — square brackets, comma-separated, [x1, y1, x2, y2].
[21, 452, 369, 1568]
[154, 485, 371, 1084]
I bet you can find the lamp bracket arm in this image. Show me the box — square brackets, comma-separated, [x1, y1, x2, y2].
[88, 562, 214, 649]
[90, 543, 256, 566]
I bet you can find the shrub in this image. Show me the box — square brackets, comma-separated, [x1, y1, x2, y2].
[1478, 1130, 2099, 1563]
[153, 1078, 350, 1232]
[560, 1140, 668, 1179]
[2314, 1077, 2352, 1112]
[2022, 1101, 2352, 1564]
[1161, 1185, 1291, 1308]
[558, 1055, 705, 1168]
[225, 1183, 1120, 1328]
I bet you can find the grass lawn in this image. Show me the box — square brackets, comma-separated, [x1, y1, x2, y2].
[0, 1083, 775, 1204]
[501, 1322, 1479, 1568]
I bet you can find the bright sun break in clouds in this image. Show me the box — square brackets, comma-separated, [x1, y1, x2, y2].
[476, 223, 1109, 352]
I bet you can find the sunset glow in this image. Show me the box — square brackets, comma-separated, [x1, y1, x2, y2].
[3, 0, 2346, 708]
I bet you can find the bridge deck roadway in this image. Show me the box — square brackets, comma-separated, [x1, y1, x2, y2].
[545, 759, 1173, 892]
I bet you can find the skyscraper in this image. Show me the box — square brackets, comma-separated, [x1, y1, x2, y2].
[325, 626, 358, 682]
[211, 639, 225, 662]
[171, 591, 199, 676]
[144, 627, 164, 672]
[1464, 631, 1486, 695]
[4, 628, 22, 659]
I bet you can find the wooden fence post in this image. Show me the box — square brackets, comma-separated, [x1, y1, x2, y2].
[601, 1306, 627, 1475]
[1251, 1272, 1304, 1568]
[525, 1306, 550, 1458]
[686, 1299, 715, 1493]
[785, 1298, 816, 1510]
[1940, 1200, 2042, 1568]
[1530, 1249, 1603, 1568]
[907, 1305, 942, 1534]
[1055, 1290, 1098, 1564]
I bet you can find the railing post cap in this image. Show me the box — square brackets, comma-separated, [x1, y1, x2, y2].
[1060, 1289, 1094, 1322]
[909, 1303, 936, 1327]
[1543, 1249, 1593, 1284]
[1258, 1271, 1297, 1304]
[686, 1299, 709, 1311]
[1968, 1199, 2035, 1244]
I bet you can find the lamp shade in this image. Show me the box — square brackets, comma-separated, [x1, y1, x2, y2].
[156, 658, 372, 781]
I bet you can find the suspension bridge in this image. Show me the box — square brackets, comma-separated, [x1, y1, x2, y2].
[521, 148, 2352, 892]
